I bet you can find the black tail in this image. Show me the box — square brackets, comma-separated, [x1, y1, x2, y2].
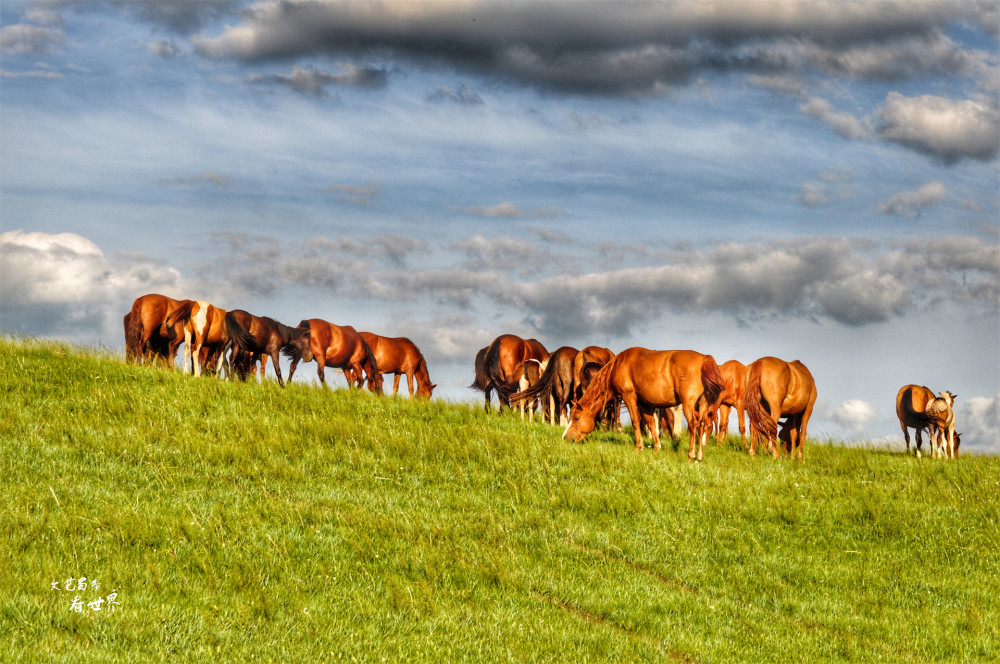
[225, 311, 258, 353]
[470, 347, 490, 392]
[511, 356, 557, 407]
[162, 300, 195, 341]
[484, 339, 516, 404]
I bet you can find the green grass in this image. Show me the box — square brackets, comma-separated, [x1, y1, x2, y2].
[1, 336, 998, 662]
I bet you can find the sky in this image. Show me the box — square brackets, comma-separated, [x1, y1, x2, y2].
[1, 0, 998, 453]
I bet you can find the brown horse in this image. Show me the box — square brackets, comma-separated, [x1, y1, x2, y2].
[745, 357, 817, 461]
[286, 319, 382, 393]
[512, 346, 579, 426]
[125, 293, 194, 366]
[359, 332, 435, 398]
[564, 348, 725, 461]
[716, 360, 749, 445]
[571, 346, 615, 403]
[162, 300, 230, 377]
[224, 309, 308, 387]
[895, 384, 939, 457]
[482, 334, 549, 411]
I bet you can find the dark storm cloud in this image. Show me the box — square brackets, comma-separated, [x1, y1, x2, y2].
[193, 1, 995, 96]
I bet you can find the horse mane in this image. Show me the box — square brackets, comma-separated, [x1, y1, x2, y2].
[360, 336, 383, 392]
[576, 357, 616, 416]
[745, 361, 776, 440]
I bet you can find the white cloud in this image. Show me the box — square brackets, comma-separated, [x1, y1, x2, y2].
[878, 93, 1000, 163]
[830, 399, 879, 434]
[800, 98, 868, 139]
[878, 181, 947, 216]
[0, 230, 188, 340]
[0, 23, 65, 55]
[958, 393, 1000, 453]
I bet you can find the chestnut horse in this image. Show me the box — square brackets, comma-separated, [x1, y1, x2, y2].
[482, 334, 549, 411]
[224, 309, 308, 387]
[162, 300, 230, 377]
[563, 348, 725, 461]
[716, 360, 749, 445]
[286, 319, 382, 393]
[359, 332, 435, 398]
[512, 346, 579, 426]
[895, 384, 938, 457]
[745, 357, 817, 461]
[125, 293, 194, 366]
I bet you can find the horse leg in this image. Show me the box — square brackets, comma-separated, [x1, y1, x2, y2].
[182, 327, 193, 376]
[737, 400, 747, 448]
[269, 350, 285, 387]
[619, 393, 645, 451]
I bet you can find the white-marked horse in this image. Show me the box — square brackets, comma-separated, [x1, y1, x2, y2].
[925, 391, 957, 459]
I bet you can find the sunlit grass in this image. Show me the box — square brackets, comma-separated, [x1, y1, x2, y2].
[1, 336, 998, 662]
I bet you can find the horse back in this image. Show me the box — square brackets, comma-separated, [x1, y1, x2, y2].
[896, 384, 934, 425]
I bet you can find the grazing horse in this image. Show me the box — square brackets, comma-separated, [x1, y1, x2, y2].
[483, 334, 549, 411]
[925, 391, 958, 459]
[125, 293, 194, 367]
[745, 357, 817, 462]
[895, 384, 939, 457]
[224, 310, 307, 387]
[563, 348, 725, 461]
[286, 319, 382, 393]
[162, 300, 230, 377]
[359, 332, 435, 398]
[716, 360, 749, 445]
[512, 346, 579, 426]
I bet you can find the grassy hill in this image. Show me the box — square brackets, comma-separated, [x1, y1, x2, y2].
[1, 336, 997, 662]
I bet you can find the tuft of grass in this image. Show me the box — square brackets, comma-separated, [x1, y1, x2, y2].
[1, 336, 998, 662]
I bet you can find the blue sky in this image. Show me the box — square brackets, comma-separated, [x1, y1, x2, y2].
[2, 1, 998, 452]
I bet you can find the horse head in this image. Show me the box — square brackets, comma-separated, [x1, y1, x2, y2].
[416, 383, 437, 400]
[563, 405, 596, 443]
[283, 328, 314, 363]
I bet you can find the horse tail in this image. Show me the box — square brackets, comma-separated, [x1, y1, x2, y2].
[485, 338, 516, 403]
[745, 361, 776, 440]
[511, 354, 558, 407]
[162, 300, 195, 340]
[699, 354, 725, 407]
[125, 298, 145, 360]
[470, 347, 490, 392]
[225, 311, 257, 354]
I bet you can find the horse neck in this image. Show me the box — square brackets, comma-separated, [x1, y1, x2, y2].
[577, 361, 615, 416]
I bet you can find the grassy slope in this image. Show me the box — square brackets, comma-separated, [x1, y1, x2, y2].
[1, 337, 997, 663]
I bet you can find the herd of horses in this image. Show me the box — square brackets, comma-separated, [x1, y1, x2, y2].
[124, 293, 961, 462]
[124, 293, 435, 398]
